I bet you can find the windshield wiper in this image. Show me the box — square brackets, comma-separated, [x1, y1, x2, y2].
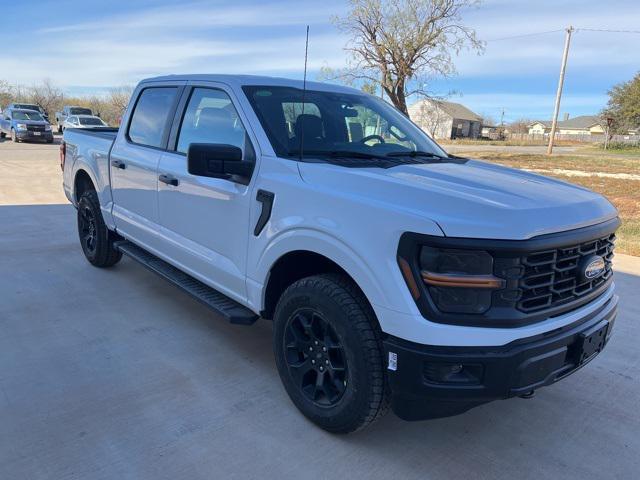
[386, 150, 449, 159]
[288, 150, 388, 160]
[326, 150, 388, 159]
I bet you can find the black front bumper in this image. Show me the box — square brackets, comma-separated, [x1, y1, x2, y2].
[383, 294, 618, 421]
[16, 130, 54, 141]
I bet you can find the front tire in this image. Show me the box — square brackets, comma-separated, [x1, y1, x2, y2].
[273, 274, 389, 433]
[77, 190, 122, 267]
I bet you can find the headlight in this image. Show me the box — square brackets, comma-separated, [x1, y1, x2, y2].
[419, 246, 503, 314]
[400, 246, 505, 314]
[44, 125, 52, 131]
[16, 123, 27, 130]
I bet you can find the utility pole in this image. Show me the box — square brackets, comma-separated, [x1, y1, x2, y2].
[547, 26, 574, 155]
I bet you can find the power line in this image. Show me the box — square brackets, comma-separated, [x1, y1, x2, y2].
[577, 28, 640, 34]
[486, 27, 640, 43]
[486, 29, 564, 42]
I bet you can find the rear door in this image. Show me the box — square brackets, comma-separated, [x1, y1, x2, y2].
[155, 84, 258, 301]
[110, 83, 184, 251]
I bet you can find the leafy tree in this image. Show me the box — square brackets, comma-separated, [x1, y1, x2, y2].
[332, 0, 483, 115]
[602, 72, 640, 133]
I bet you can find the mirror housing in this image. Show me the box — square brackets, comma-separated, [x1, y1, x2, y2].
[187, 143, 253, 181]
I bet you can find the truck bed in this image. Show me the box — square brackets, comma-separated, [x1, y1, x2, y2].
[64, 127, 119, 140]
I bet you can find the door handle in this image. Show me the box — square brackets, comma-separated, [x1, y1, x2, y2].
[159, 173, 179, 187]
[111, 159, 126, 169]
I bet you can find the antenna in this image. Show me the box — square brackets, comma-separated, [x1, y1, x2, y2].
[299, 25, 309, 161]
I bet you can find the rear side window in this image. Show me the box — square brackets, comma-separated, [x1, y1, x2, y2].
[128, 87, 178, 148]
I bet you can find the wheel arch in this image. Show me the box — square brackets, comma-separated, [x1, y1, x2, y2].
[73, 168, 96, 202]
[256, 232, 391, 323]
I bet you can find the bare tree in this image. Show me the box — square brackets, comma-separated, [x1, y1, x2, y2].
[479, 112, 497, 127]
[333, 0, 483, 115]
[108, 86, 134, 122]
[0, 80, 14, 109]
[508, 118, 532, 135]
[28, 79, 64, 119]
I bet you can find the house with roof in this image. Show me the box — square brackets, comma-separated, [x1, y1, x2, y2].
[527, 115, 605, 136]
[408, 99, 483, 139]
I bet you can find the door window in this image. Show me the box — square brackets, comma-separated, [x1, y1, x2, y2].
[128, 87, 178, 148]
[176, 88, 251, 158]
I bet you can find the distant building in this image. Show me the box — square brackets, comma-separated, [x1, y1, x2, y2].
[408, 99, 483, 139]
[527, 115, 605, 136]
[481, 124, 503, 139]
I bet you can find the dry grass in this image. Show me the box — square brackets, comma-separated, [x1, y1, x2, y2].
[465, 152, 640, 256]
[440, 138, 583, 147]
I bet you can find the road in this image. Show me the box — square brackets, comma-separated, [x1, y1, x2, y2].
[1, 138, 639, 480]
[443, 144, 579, 155]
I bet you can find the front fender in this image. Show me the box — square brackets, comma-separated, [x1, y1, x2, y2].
[247, 227, 411, 317]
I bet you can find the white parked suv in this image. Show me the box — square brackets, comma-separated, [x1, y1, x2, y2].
[61, 75, 620, 433]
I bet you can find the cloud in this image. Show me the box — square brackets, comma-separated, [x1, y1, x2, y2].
[40, 1, 340, 34]
[2, 0, 349, 87]
[3, 0, 638, 121]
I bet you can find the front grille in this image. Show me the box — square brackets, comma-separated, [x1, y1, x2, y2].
[27, 125, 45, 132]
[517, 233, 615, 313]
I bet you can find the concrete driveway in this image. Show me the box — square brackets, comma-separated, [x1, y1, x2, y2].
[1, 139, 639, 479]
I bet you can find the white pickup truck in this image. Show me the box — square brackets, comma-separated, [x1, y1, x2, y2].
[61, 75, 620, 433]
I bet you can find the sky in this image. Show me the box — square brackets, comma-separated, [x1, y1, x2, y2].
[1, 0, 639, 122]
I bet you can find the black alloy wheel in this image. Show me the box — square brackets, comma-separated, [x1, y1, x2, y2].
[78, 204, 98, 256]
[76, 190, 122, 267]
[283, 308, 348, 407]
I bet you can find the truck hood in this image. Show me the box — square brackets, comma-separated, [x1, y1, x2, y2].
[18, 120, 49, 126]
[298, 158, 618, 240]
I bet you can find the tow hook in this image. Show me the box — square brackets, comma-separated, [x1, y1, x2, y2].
[519, 390, 536, 399]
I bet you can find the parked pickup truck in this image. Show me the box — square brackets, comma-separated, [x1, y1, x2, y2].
[2, 102, 50, 122]
[61, 75, 620, 433]
[1, 108, 54, 143]
[56, 106, 93, 132]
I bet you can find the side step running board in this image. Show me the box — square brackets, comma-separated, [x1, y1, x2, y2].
[115, 241, 259, 325]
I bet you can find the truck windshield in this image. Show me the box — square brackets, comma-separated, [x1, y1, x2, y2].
[78, 117, 105, 126]
[243, 85, 447, 160]
[15, 104, 42, 112]
[70, 108, 92, 115]
[13, 111, 44, 121]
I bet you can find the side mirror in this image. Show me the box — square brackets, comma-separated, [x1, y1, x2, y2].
[187, 143, 253, 180]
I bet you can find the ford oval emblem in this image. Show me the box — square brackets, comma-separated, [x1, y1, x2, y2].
[584, 256, 606, 279]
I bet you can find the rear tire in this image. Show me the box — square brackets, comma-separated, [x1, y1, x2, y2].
[0, 131, 5, 139]
[77, 190, 122, 268]
[273, 273, 389, 433]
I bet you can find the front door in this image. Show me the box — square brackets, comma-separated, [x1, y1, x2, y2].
[110, 85, 182, 250]
[156, 85, 257, 301]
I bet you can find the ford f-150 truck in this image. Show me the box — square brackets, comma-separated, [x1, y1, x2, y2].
[56, 106, 93, 132]
[61, 75, 620, 433]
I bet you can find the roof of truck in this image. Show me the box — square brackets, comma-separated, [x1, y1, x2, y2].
[142, 74, 363, 94]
